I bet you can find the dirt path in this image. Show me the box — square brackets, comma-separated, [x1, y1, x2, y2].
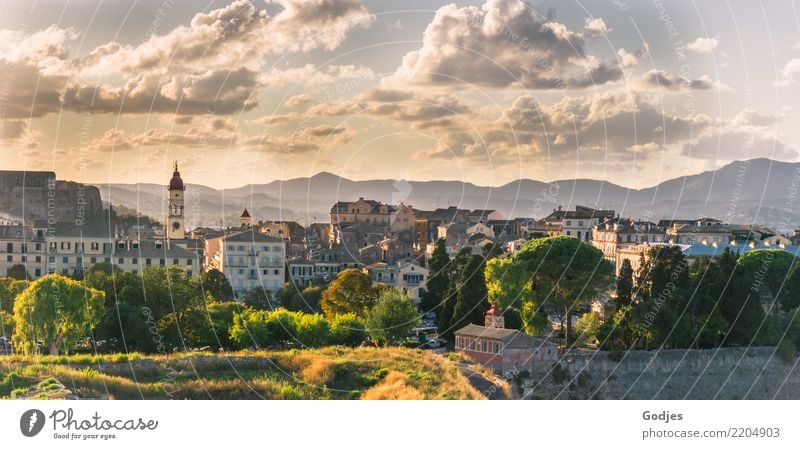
[458, 363, 512, 400]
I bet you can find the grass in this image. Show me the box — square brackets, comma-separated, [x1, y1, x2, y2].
[0, 347, 484, 400]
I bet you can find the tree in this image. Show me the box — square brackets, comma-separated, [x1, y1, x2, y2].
[514, 236, 614, 347]
[616, 259, 634, 307]
[199, 269, 234, 302]
[287, 286, 323, 313]
[780, 262, 800, 311]
[242, 287, 273, 310]
[485, 256, 548, 335]
[321, 269, 380, 318]
[448, 255, 489, 338]
[366, 289, 420, 346]
[6, 264, 28, 280]
[420, 238, 450, 314]
[437, 247, 472, 338]
[12, 274, 105, 355]
[329, 313, 367, 346]
[630, 245, 691, 349]
[0, 277, 30, 313]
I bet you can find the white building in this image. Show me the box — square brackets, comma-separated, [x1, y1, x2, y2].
[204, 229, 286, 297]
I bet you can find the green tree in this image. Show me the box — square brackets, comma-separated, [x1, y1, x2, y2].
[366, 289, 420, 346]
[329, 313, 367, 346]
[6, 264, 28, 280]
[421, 238, 450, 314]
[437, 247, 472, 338]
[485, 256, 547, 335]
[514, 236, 614, 347]
[12, 274, 105, 355]
[630, 245, 691, 349]
[0, 277, 29, 313]
[321, 269, 380, 318]
[199, 269, 234, 302]
[447, 255, 489, 339]
[780, 262, 800, 311]
[287, 286, 323, 313]
[616, 259, 634, 307]
[242, 287, 273, 310]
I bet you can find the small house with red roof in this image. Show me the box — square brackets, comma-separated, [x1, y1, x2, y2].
[454, 305, 559, 373]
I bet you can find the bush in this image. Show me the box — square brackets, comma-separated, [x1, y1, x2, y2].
[329, 313, 366, 347]
[778, 339, 797, 365]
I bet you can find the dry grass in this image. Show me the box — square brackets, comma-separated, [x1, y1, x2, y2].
[362, 371, 425, 400]
[0, 347, 485, 400]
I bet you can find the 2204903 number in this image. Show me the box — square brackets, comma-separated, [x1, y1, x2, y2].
[730, 427, 780, 438]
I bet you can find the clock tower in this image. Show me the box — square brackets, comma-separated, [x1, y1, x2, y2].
[167, 161, 186, 240]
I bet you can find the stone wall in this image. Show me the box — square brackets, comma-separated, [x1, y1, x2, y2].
[516, 347, 800, 400]
[0, 170, 103, 223]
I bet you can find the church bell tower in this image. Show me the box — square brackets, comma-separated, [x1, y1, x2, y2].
[167, 161, 186, 240]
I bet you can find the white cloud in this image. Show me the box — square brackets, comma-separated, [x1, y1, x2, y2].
[583, 18, 610, 37]
[776, 58, 800, 86]
[0, 0, 374, 118]
[390, 0, 625, 89]
[687, 37, 719, 53]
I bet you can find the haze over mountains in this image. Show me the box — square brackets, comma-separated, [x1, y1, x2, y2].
[94, 158, 800, 231]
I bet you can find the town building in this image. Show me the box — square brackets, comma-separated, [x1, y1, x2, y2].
[455, 305, 559, 373]
[543, 205, 615, 241]
[204, 229, 286, 297]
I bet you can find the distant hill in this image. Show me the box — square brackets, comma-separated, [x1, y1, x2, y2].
[92, 158, 800, 230]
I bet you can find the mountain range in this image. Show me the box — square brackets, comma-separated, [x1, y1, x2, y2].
[93, 158, 800, 231]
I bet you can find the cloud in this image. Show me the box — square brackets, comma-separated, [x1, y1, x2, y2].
[262, 63, 375, 86]
[687, 37, 719, 53]
[285, 93, 314, 108]
[583, 18, 610, 37]
[0, 0, 373, 118]
[306, 88, 475, 129]
[682, 109, 796, 160]
[390, 0, 625, 89]
[635, 69, 721, 92]
[776, 58, 800, 86]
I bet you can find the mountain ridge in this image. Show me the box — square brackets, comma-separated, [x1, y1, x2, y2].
[91, 158, 800, 230]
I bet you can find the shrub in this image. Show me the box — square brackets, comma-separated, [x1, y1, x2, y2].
[778, 339, 797, 365]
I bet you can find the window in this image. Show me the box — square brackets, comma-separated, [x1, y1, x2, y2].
[566, 220, 572, 226]
[186, 259, 192, 266]
[91, 242, 99, 251]
[117, 242, 125, 249]
[132, 258, 138, 265]
[132, 242, 139, 249]
[494, 342, 499, 353]
[118, 258, 124, 265]
[5, 255, 11, 262]
[35, 256, 41, 263]
[34, 268, 41, 277]
[566, 231, 571, 236]
[145, 258, 152, 266]
[155, 241, 162, 249]
[90, 257, 96, 264]
[159, 259, 165, 266]
[62, 257, 69, 263]
[227, 245, 235, 251]
[173, 258, 179, 265]
[470, 340, 475, 350]
[273, 269, 279, 275]
[104, 257, 111, 264]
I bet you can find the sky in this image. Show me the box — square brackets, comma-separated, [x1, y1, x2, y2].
[1, 0, 800, 189]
